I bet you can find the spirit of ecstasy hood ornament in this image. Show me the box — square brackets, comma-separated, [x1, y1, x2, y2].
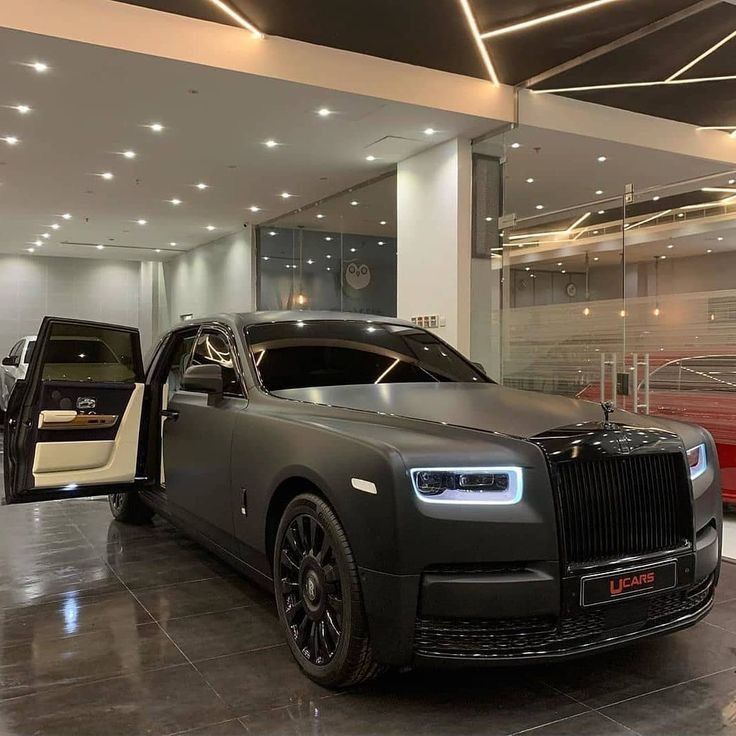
[601, 401, 616, 424]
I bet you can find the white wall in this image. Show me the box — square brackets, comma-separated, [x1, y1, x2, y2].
[397, 138, 472, 352]
[160, 229, 254, 330]
[0, 254, 142, 357]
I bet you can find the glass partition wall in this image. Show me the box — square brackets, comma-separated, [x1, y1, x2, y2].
[256, 173, 397, 317]
[472, 125, 736, 499]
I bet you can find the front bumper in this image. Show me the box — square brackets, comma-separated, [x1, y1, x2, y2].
[359, 523, 720, 666]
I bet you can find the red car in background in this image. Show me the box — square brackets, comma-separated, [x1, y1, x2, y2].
[578, 354, 736, 504]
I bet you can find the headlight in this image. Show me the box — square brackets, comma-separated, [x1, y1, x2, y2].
[687, 444, 707, 481]
[410, 467, 523, 505]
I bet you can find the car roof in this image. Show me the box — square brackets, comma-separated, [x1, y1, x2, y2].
[171, 311, 414, 331]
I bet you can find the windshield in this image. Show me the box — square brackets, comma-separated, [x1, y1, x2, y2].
[247, 320, 489, 391]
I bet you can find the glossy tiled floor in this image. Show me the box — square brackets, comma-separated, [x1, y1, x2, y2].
[1, 496, 736, 736]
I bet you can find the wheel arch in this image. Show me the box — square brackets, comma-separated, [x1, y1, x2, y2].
[265, 475, 331, 568]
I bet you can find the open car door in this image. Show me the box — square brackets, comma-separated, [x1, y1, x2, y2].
[4, 317, 151, 504]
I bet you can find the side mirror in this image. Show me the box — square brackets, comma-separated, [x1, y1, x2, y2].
[1, 356, 18, 367]
[182, 364, 224, 405]
[471, 361, 486, 375]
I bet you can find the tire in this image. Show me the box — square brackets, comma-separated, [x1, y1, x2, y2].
[273, 493, 383, 688]
[108, 491, 154, 525]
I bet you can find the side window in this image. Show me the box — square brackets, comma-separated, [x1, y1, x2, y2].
[164, 333, 197, 394]
[8, 341, 22, 359]
[39, 323, 141, 383]
[649, 362, 681, 391]
[189, 329, 243, 397]
[679, 356, 736, 392]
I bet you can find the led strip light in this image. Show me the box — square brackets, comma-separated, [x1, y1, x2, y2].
[206, 0, 263, 38]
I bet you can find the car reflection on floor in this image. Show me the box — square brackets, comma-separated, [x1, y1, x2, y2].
[2, 461, 736, 734]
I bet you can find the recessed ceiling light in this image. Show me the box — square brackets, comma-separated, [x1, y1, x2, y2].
[424, 128, 436, 136]
[148, 123, 164, 132]
[350, 200, 359, 206]
[326, 254, 332, 258]
[196, 182, 208, 190]
[326, 267, 332, 271]
[510, 142, 521, 149]
[667, 243, 674, 249]
[264, 139, 279, 148]
[27, 247, 35, 253]
[262, 256, 269, 261]
[316, 213, 325, 219]
[535, 204, 544, 210]
[366, 155, 376, 161]
[249, 205, 260, 213]
[14, 105, 31, 114]
[595, 189, 603, 195]
[660, 255, 667, 260]
[707, 248, 713, 253]
[137, 219, 147, 225]
[96, 244, 104, 250]
[317, 108, 332, 117]
[269, 231, 277, 236]
[350, 247, 357, 253]
[526, 177, 534, 183]
[122, 150, 136, 159]
[597, 155, 607, 162]
[51, 223, 60, 230]
[718, 236, 724, 241]
[485, 216, 493, 222]
[597, 210, 605, 215]
[678, 212, 684, 217]
[525, 267, 531, 271]
[100, 172, 114, 180]
[169, 242, 177, 246]
[653, 195, 660, 201]
[593, 230, 599, 234]
[3, 136, 19, 145]
[62, 213, 72, 220]
[30, 62, 49, 73]
[306, 259, 314, 265]
[593, 256, 599, 261]
[155, 249, 161, 253]
[378, 241, 385, 245]
[280, 192, 292, 199]
[325, 236, 333, 241]
[206, 225, 216, 231]
[561, 269, 566, 274]
[380, 220, 387, 225]
[41, 233, 49, 238]
[729, 179, 736, 185]
[169, 198, 182, 206]
[33, 240, 42, 246]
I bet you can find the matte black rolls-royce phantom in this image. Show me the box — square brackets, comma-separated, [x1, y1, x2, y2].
[3, 312, 722, 687]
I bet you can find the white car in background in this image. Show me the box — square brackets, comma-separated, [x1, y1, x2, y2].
[0, 336, 37, 413]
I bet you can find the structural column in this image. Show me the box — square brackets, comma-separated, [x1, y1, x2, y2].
[397, 137, 472, 353]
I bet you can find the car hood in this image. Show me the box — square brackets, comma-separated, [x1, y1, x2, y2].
[272, 382, 642, 439]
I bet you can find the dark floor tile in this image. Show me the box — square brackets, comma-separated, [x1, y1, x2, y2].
[113, 556, 237, 590]
[0, 564, 125, 609]
[196, 644, 331, 715]
[0, 590, 151, 646]
[537, 620, 736, 708]
[510, 711, 635, 735]
[240, 668, 586, 736]
[601, 668, 736, 735]
[162, 604, 283, 661]
[704, 597, 736, 634]
[0, 664, 235, 736]
[173, 720, 247, 735]
[0, 621, 186, 699]
[136, 576, 272, 622]
[100, 535, 203, 566]
[717, 562, 736, 604]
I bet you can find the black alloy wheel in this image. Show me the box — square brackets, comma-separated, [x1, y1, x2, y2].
[108, 491, 154, 524]
[279, 513, 343, 665]
[273, 493, 383, 687]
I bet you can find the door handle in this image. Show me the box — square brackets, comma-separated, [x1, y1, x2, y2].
[161, 409, 179, 422]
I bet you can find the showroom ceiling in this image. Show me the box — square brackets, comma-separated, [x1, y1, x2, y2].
[113, 0, 736, 128]
[0, 26, 494, 260]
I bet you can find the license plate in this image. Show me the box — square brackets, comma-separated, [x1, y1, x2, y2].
[581, 560, 677, 607]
